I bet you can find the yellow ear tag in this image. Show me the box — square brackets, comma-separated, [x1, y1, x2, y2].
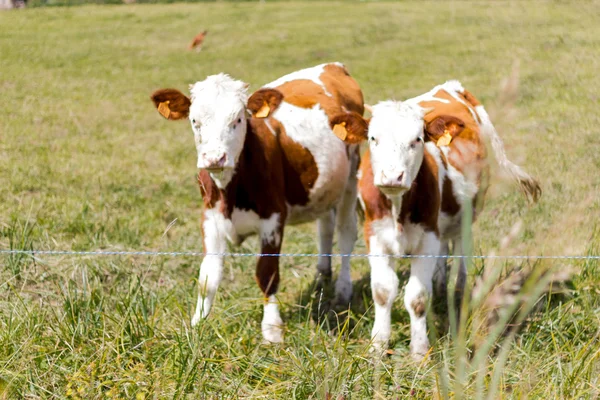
[436, 129, 452, 146]
[255, 101, 270, 118]
[332, 122, 348, 141]
[157, 101, 171, 119]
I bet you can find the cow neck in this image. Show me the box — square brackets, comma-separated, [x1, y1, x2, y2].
[400, 151, 440, 234]
[221, 118, 276, 218]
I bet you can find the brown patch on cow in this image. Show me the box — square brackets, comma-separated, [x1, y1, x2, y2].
[255, 240, 282, 296]
[150, 88, 191, 120]
[373, 286, 391, 306]
[197, 170, 221, 209]
[262, 118, 317, 205]
[399, 151, 441, 234]
[411, 294, 427, 318]
[272, 63, 364, 121]
[441, 176, 460, 216]
[461, 89, 481, 107]
[274, 79, 337, 115]
[247, 88, 284, 118]
[321, 63, 364, 115]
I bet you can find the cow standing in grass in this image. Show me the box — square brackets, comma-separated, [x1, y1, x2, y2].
[151, 63, 364, 343]
[330, 81, 540, 359]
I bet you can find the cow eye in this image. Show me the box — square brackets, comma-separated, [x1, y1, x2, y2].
[416, 137, 423, 142]
[369, 136, 376, 143]
[192, 119, 196, 124]
[237, 118, 242, 124]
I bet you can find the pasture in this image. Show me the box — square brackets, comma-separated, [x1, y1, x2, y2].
[1, 1, 599, 398]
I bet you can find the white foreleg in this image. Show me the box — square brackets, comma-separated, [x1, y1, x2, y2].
[192, 207, 228, 326]
[369, 234, 399, 351]
[404, 232, 441, 360]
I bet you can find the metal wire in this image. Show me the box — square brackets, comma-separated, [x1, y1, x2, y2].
[0, 249, 598, 260]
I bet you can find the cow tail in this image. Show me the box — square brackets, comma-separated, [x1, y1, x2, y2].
[475, 105, 542, 203]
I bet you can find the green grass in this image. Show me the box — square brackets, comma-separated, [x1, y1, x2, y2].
[1, 1, 599, 398]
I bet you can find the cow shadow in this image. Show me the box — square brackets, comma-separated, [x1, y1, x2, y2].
[288, 262, 456, 341]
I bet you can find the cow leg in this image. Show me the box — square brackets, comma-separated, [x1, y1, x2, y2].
[451, 238, 467, 321]
[433, 240, 449, 303]
[316, 209, 335, 279]
[369, 235, 399, 352]
[257, 222, 284, 343]
[333, 148, 359, 306]
[404, 232, 441, 360]
[192, 208, 227, 327]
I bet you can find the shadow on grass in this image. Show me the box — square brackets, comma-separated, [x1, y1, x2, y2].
[288, 264, 414, 341]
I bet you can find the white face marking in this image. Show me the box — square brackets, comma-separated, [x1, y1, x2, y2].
[263, 62, 344, 97]
[188, 74, 249, 185]
[368, 101, 427, 195]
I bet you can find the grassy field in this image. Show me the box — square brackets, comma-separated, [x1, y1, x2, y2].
[1, 1, 599, 398]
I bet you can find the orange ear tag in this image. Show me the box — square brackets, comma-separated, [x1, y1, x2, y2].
[255, 101, 270, 118]
[436, 129, 452, 147]
[157, 101, 171, 119]
[332, 122, 348, 141]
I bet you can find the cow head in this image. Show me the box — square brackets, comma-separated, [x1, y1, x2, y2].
[151, 77, 286, 186]
[150, 75, 248, 187]
[331, 102, 432, 196]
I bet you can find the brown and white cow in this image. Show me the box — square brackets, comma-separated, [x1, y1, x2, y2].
[330, 80, 540, 359]
[150, 63, 364, 343]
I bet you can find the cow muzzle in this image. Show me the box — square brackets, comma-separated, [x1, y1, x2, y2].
[199, 153, 228, 171]
[377, 171, 410, 194]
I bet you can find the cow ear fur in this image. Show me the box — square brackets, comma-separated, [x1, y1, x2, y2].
[329, 112, 369, 144]
[425, 115, 465, 139]
[150, 89, 191, 120]
[247, 88, 284, 118]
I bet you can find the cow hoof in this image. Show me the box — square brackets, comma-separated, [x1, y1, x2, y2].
[262, 325, 284, 344]
[191, 312, 202, 327]
[369, 339, 389, 357]
[332, 291, 352, 309]
[333, 281, 353, 307]
[410, 345, 431, 363]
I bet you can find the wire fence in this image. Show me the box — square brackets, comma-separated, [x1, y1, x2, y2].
[1, 249, 599, 260]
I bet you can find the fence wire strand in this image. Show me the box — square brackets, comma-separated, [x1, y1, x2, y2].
[0, 249, 598, 260]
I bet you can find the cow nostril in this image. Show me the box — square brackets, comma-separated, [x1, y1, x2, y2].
[217, 154, 227, 166]
[397, 172, 404, 182]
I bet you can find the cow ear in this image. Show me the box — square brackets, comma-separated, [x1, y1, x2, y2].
[247, 88, 284, 118]
[329, 112, 369, 144]
[425, 115, 465, 144]
[150, 89, 191, 120]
